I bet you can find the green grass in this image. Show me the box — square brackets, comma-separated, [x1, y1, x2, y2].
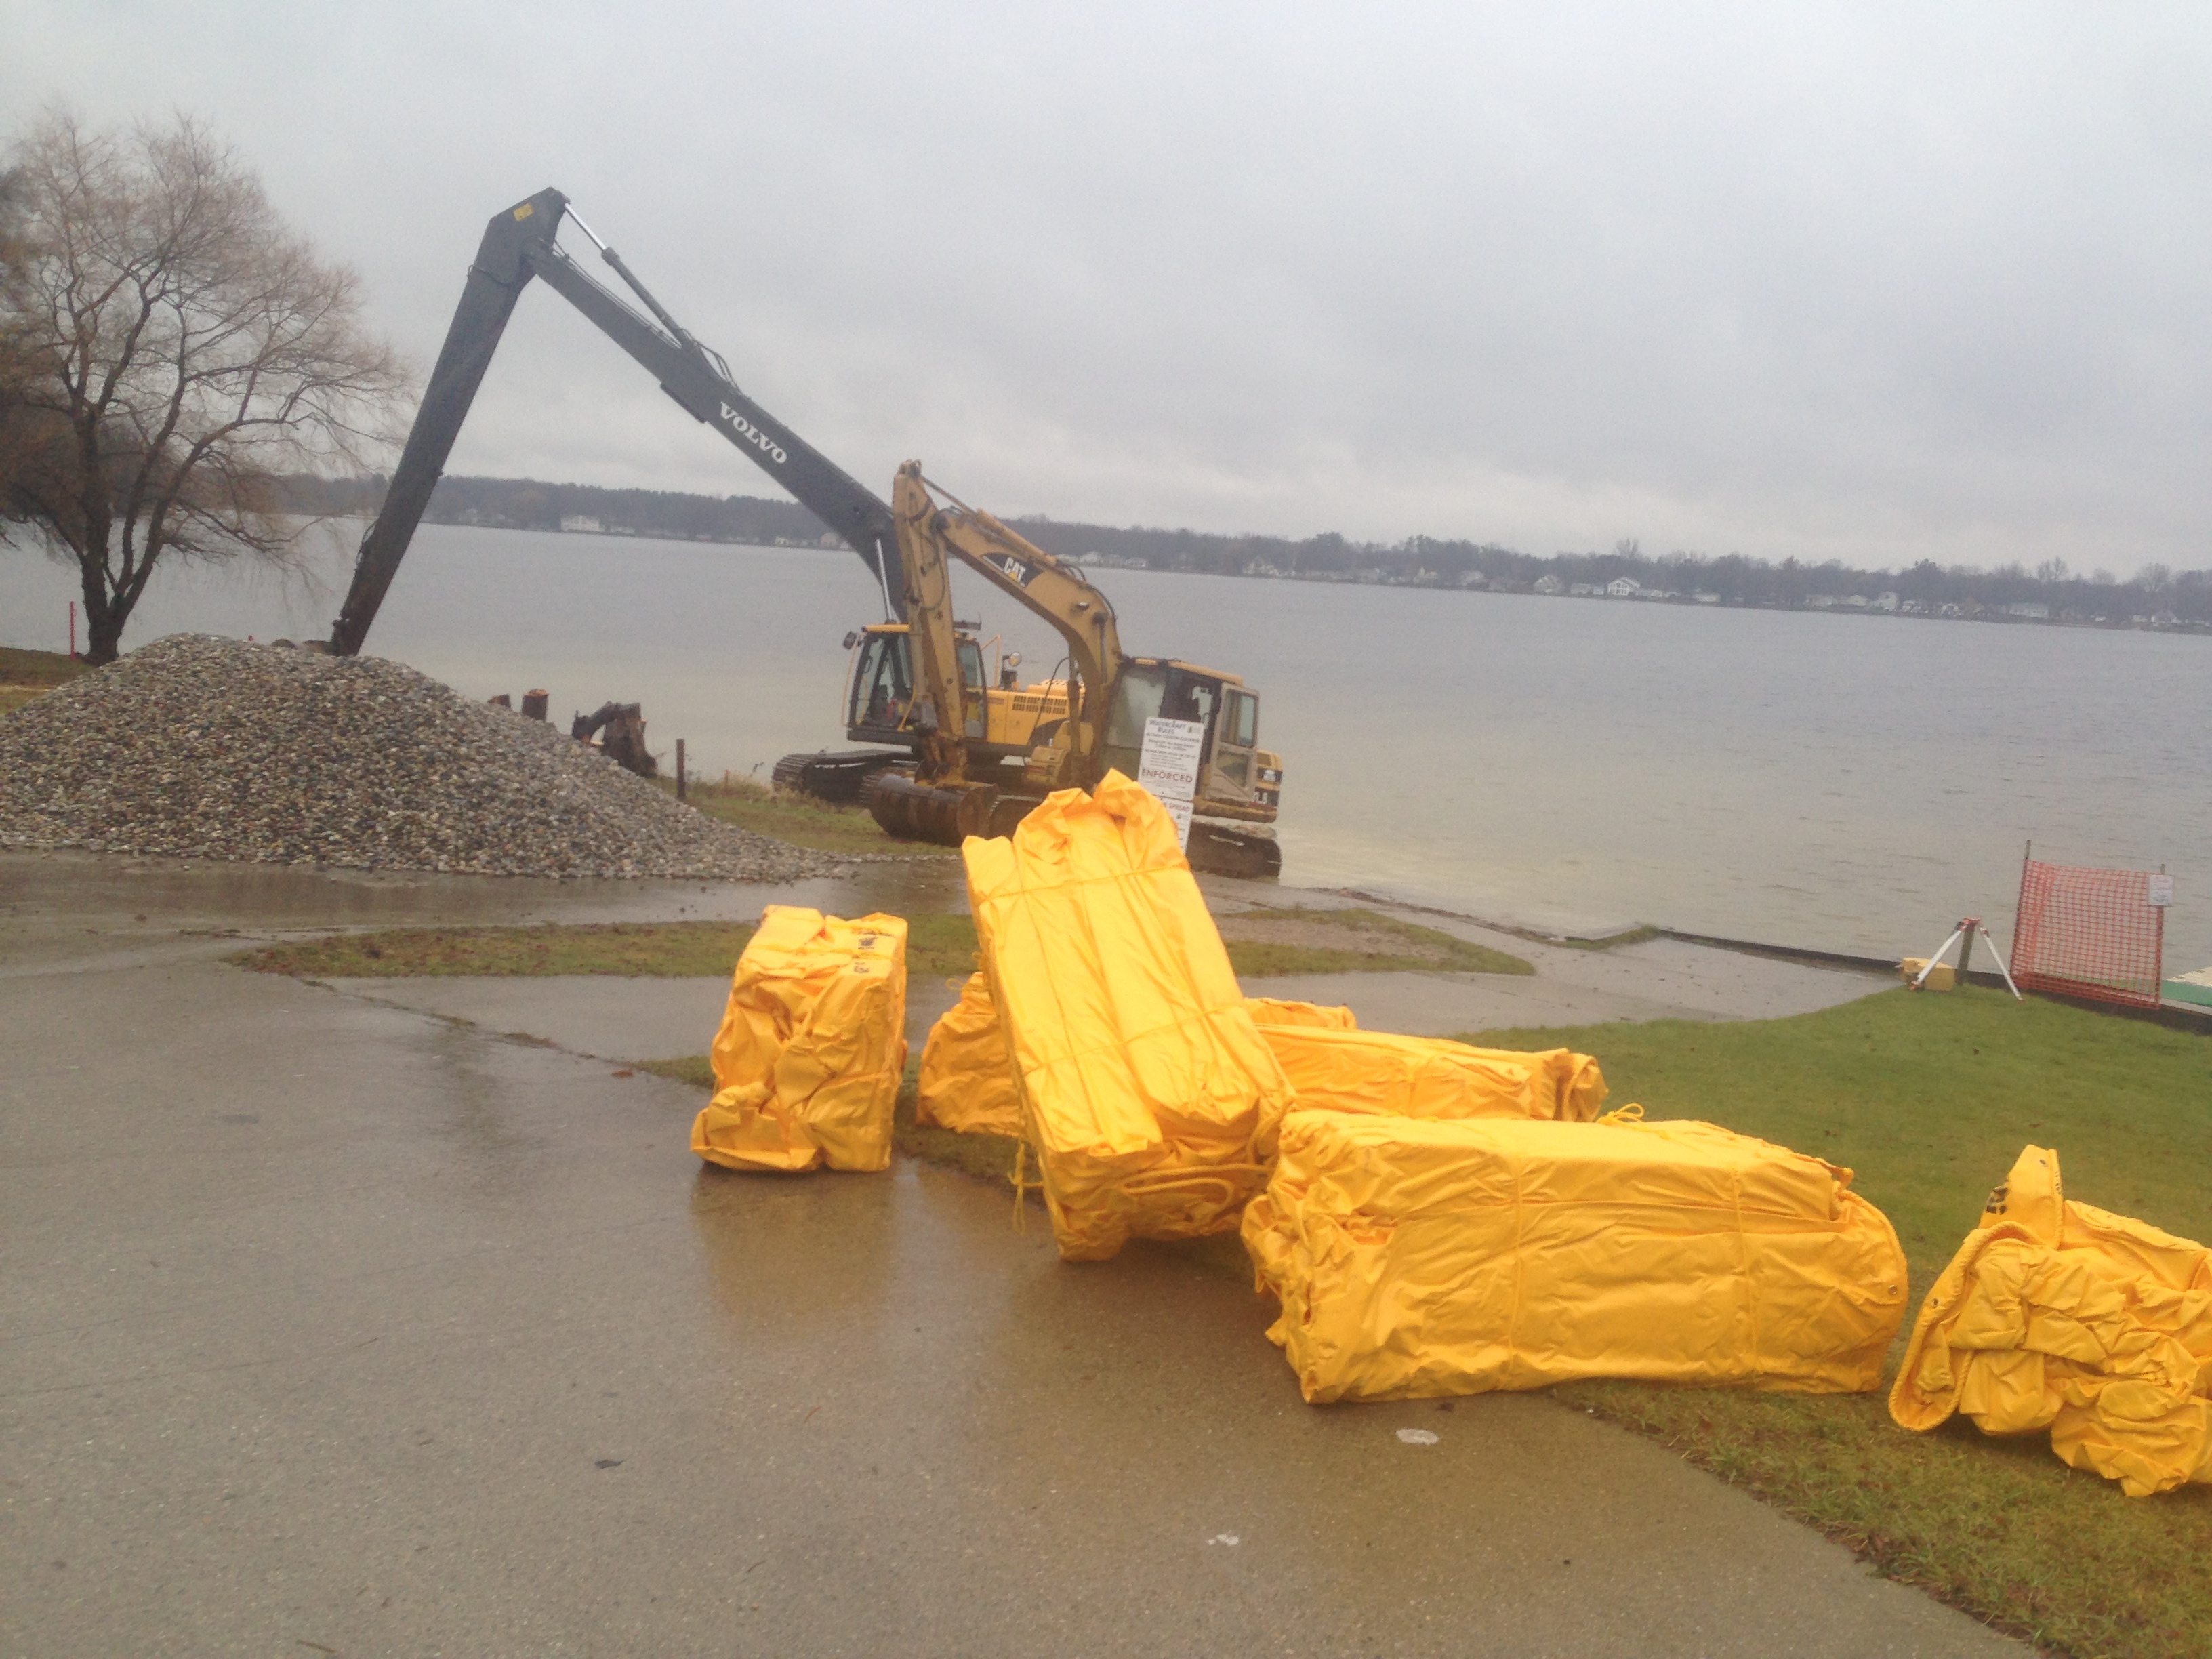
[234, 914, 987, 983]
[0, 644, 88, 715]
[231, 907, 1512, 985]
[1462, 987, 2212, 1658]
[237, 921, 764, 978]
[1221, 906, 1533, 976]
[676, 774, 960, 857]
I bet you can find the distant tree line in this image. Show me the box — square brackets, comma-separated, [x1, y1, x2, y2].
[275, 473, 832, 547]
[281, 474, 2212, 628]
[1007, 523, 2212, 626]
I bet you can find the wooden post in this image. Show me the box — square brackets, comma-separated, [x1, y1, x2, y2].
[676, 738, 687, 801]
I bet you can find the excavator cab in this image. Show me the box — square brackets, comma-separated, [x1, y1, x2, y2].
[846, 625, 986, 743]
[845, 624, 1071, 758]
[1099, 659, 1282, 822]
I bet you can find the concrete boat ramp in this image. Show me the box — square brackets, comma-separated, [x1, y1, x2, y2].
[1, 848, 2012, 1657]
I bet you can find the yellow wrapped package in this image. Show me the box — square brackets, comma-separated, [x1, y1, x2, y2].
[1256, 1024, 1607, 1123]
[1244, 997, 1357, 1031]
[1889, 1145, 2212, 1497]
[911, 982, 1331, 1144]
[914, 971, 1022, 1137]
[964, 771, 1296, 1261]
[1246, 1111, 1907, 1402]
[691, 907, 907, 1174]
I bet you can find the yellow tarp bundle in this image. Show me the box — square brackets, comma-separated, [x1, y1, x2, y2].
[1255, 1023, 1608, 1124]
[690, 907, 907, 1174]
[964, 771, 1296, 1261]
[912, 987, 1354, 1143]
[1889, 1145, 2212, 1496]
[1245, 1111, 1908, 1402]
[1244, 997, 1357, 1031]
[915, 971, 1022, 1138]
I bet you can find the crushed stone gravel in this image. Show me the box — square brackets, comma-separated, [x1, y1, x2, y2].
[0, 634, 850, 881]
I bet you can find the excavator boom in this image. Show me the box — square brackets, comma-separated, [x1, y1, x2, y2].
[328, 189, 903, 655]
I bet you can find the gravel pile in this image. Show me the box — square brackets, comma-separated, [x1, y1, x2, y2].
[0, 634, 846, 881]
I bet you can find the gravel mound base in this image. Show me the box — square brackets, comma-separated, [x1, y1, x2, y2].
[0, 634, 847, 882]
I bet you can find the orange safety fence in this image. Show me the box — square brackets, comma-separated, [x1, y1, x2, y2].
[2012, 857, 2165, 1009]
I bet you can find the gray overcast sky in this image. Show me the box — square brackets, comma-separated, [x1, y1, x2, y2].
[7, 1, 2208, 571]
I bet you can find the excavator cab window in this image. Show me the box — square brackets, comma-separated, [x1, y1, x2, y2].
[1227, 691, 1257, 748]
[850, 632, 915, 733]
[1213, 689, 1260, 792]
[1101, 661, 1169, 778]
[956, 638, 987, 739]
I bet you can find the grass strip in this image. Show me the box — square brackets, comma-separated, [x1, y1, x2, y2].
[234, 909, 1515, 983]
[676, 775, 960, 857]
[0, 644, 89, 716]
[235, 914, 987, 982]
[1462, 987, 2212, 1659]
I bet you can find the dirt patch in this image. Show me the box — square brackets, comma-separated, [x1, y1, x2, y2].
[1216, 907, 1532, 977]
[1218, 912, 1462, 964]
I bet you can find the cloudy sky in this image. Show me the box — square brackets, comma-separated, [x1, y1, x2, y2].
[7, 2, 2207, 571]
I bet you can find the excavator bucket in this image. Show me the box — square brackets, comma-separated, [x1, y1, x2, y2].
[861, 770, 1002, 844]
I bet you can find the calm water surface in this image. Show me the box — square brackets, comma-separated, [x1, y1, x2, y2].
[6, 526, 2207, 968]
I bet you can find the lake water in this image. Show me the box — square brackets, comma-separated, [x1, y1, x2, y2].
[6, 525, 2207, 969]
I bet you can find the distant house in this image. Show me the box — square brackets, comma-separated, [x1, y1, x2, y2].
[1606, 577, 1641, 598]
[1693, 592, 1721, 605]
[1533, 574, 1564, 595]
[1569, 582, 1601, 596]
[1842, 594, 1870, 609]
[1458, 571, 1490, 589]
[559, 514, 604, 533]
[2007, 602, 2050, 620]
[1874, 591, 1900, 612]
[1901, 599, 1927, 615]
[1806, 594, 1836, 609]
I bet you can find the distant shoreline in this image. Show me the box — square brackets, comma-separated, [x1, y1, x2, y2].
[380, 515, 2212, 638]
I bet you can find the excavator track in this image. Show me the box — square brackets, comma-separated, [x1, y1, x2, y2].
[771, 748, 909, 803]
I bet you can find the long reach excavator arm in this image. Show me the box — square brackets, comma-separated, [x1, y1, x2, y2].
[327, 188, 904, 655]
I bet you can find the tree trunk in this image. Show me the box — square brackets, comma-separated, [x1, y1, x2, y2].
[79, 558, 126, 665]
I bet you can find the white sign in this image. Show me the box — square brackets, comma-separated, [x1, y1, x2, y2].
[1138, 716, 1207, 850]
[1160, 796, 1194, 849]
[2148, 873, 2174, 908]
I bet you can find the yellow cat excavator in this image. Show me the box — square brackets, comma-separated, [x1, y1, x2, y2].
[323, 188, 1283, 876]
[857, 464, 1283, 876]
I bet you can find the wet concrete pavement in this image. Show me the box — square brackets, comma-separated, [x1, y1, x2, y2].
[316, 972, 970, 1066]
[1, 850, 2013, 1656]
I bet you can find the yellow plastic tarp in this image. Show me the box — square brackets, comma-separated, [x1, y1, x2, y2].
[1889, 1145, 2212, 1496]
[1255, 1024, 1607, 1123]
[1244, 996, 1357, 1031]
[912, 985, 1351, 1144]
[914, 971, 1023, 1138]
[964, 771, 1296, 1261]
[690, 907, 908, 1173]
[1245, 1110, 1908, 1402]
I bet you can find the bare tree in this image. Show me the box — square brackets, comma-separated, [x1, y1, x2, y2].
[0, 112, 410, 663]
